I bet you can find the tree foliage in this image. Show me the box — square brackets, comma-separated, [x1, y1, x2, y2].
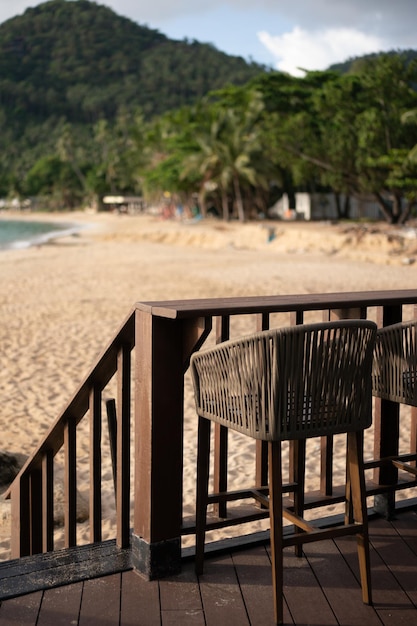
[0, 0, 264, 123]
[1, 2, 417, 224]
[0, 0, 266, 192]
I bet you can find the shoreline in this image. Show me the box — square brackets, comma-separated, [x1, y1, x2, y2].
[0, 211, 95, 251]
[2, 209, 417, 265]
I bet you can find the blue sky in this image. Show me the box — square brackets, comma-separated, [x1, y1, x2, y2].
[1, 1, 416, 75]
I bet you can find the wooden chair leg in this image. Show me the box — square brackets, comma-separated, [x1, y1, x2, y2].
[268, 441, 284, 625]
[345, 433, 353, 525]
[195, 416, 211, 576]
[347, 431, 372, 606]
[292, 439, 306, 557]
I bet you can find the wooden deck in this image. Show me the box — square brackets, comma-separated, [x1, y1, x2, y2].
[1, 511, 417, 625]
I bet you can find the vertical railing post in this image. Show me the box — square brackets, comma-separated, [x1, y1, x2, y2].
[410, 304, 417, 469]
[288, 311, 304, 499]
[89, 386, 102, 543]
[106, 399, 118, 497]
[255, 312, 271, 495]
[411, 407, 417, 469]
[213, 316, 230, 518]
[42, 450, 54, 553]
[132, 309, 184, 578]
[29, 468, 43, 555]
[320, 307, 366, 496]
[10, 475, 31, 558]
[64, 418, 77, 548]
[116, 343, 131, 548]
[373, 304, 402, 518]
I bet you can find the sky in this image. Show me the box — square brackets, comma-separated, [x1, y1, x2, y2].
[0, 0, 416, 76]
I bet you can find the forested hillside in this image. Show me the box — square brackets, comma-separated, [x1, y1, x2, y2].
[0, 0, 265, 121]
[329, 49, 417, 74]
[0, 0, 266, 195]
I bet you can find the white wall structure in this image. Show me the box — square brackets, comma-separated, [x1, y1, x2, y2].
[268, 192, 383, 221]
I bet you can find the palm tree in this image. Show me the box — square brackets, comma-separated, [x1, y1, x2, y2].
[181, 92, 269, 222]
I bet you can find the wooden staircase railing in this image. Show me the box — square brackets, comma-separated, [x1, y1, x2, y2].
[5, 310, 135, 557]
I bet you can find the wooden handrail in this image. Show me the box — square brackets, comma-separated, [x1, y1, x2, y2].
[136, 289, 417, 318]
[5, 310, 135, 493]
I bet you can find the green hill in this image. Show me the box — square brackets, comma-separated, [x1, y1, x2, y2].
[328, 49, 417, 74]
[0, 0, 269, 196]
[0, 0, 266, 123]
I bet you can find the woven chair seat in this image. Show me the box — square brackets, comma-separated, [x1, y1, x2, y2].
[372, 319, 417, 406]
[191, 319, 376, 442]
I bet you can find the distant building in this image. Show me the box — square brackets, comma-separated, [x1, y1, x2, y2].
[269, 192, 383, 221]
[102, 196, 145, 214]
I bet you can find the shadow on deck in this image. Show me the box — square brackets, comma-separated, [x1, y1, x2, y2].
[1, 511, 416, 625]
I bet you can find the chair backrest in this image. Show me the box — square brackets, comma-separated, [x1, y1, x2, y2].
[372, 320, 417, 406]
[191, 320, 377, 441]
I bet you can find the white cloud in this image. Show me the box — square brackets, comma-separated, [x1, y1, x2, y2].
[258, 27, 385, 76]
[0, 1, 414, 71]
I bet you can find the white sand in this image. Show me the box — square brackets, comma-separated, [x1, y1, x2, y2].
[1, 210, 417, 559]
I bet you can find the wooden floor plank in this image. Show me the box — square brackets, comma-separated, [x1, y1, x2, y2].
[160, 560, 204, 625]
[336, 525, 417, 625]
[371, 519, 417, 626]
[159, 561, 202, 611]
[231, 545, 282, 625]
[78, 573, 121, 626]
[391, 510, 417, 555]
[303, 538, 381, 626]
[282, 546, 337, 625]
[1, 512, 417, 626]
[198, 553, 251, 626]
[37, 583, 83, 626]
[0, 590, 42, 625]
[120, 570, 160, 626]
[161, 608, 205, 626]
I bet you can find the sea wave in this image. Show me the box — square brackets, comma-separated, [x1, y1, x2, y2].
[0, 219, 85, 251]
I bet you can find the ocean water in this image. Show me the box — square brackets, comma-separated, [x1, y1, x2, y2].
[0, 218, 78, 250]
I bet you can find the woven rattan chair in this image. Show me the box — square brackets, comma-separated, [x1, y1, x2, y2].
[190, 319, 377, 625]
[373, 319, 417, 406]
[373, 319, 417, 477]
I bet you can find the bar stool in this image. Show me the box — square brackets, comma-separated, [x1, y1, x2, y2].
[190, 319, 377, 625]
[373, 319, 417, 477]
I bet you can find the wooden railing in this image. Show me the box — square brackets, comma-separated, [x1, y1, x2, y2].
[6, 290, 417, 580]
[5, 310, 135, 557]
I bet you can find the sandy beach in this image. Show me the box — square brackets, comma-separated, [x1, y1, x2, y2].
[1, 210, 417, 559]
